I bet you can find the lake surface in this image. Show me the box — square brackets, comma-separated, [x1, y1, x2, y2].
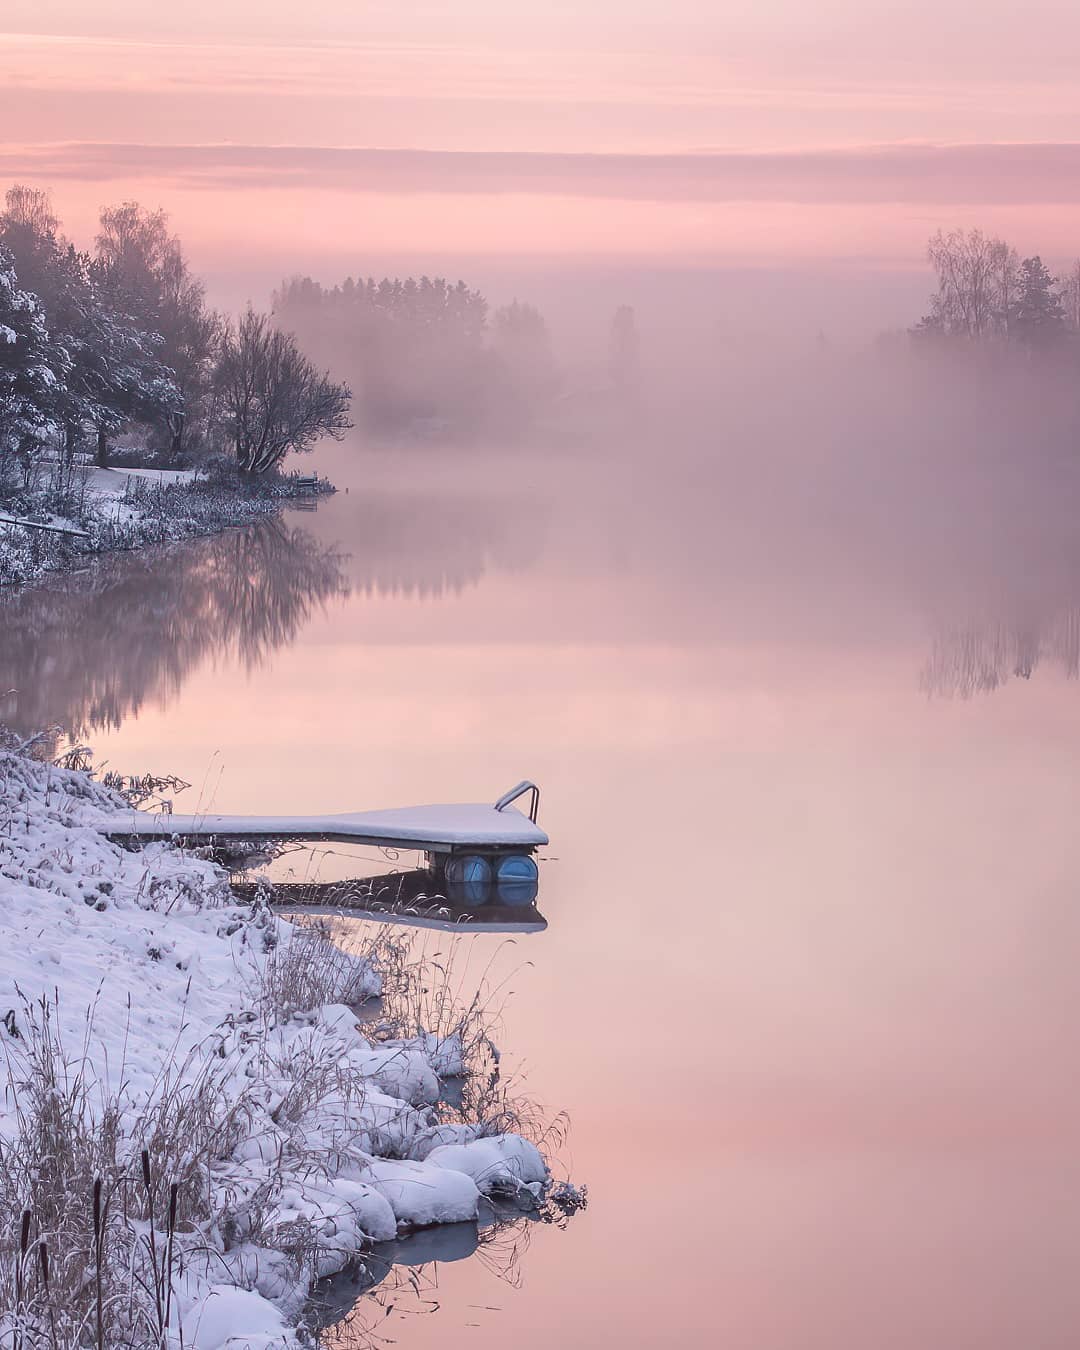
[4, 433, 1080, 1348]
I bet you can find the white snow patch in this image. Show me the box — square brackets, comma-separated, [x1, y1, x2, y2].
[85, 465, 199, 497]
[186, 1286, 292, 1350]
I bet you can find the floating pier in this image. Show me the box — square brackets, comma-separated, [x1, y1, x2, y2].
[100, 781, 547, 883]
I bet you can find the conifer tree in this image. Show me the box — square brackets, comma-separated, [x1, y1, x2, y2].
[1011, 256, 1066, 348]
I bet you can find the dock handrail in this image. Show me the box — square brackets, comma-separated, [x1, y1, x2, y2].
[494, 780, 540, 823]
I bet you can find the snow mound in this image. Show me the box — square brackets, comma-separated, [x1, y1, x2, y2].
[427, 1134, 549, 1195]
[363, 1157, 482, 1228]
[407, 1122, 486, 1161]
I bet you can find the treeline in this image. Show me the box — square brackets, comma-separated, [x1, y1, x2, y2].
[273, 274, 563, 436]
[0, 187, 349, 490]
[913, 229, 1080, 349]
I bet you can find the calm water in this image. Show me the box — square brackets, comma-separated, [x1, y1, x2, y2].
[4, 436, 1080, 1348]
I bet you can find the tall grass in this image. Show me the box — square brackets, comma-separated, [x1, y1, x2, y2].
[0, 975, 376, 1347]
[0, 994, 221, 1348]
[352, 927, 571, 1159]
[257, 917, 397, 1020]
[0, 916, 433, 1347]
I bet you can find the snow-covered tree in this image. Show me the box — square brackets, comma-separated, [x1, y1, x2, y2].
[0, 189, 181, 465]
[95, 202, 220, 453]
[49, 257, 182, 468]
[84, 260, 182, 465]
[0, 247, 68, 481]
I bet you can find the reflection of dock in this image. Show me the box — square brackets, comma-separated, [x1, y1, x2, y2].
[232, 867, 547, 933]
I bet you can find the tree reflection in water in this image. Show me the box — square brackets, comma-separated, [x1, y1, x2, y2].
[922, 608, 1080, 697]
[0, 485, 549, 739]
[330, 489, 545, 600]
[0, 518, 350, 735]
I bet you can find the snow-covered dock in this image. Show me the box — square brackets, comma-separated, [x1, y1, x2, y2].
[99, 781, 548, 858]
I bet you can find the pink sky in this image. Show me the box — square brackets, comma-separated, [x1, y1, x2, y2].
[3, 2, 1080, 309]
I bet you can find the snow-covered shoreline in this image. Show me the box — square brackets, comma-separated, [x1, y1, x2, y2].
[0, 748, 555, 1348]
[0, 464, 331, 588]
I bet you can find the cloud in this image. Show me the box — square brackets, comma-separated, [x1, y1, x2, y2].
[3, 140, 1080, 204]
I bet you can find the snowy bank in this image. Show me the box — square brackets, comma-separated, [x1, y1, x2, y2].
[0, 747, 556, 1348]
[0, 464, 331, 587]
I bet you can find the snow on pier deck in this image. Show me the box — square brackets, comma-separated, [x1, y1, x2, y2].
[98, 783, 548, 855]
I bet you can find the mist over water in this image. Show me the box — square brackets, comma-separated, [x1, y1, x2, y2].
[5, 324, 1080, 1347]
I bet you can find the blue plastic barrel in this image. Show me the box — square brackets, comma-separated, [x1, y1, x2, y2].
[495, 855, 539, 883]
[495, 854, 539, 905]
[445, 854, 492, 905]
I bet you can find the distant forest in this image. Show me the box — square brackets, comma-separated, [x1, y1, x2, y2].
[274, 276, 548, 437]
[273, 276, 645, 439]
[274, 274, 532, 436]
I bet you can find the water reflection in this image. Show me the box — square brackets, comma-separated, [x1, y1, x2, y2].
[237, 867, 547, 934]
[329, 489, 546, 598]
[923, 610, 1080, 697]
[0, 518, 351, 735]
[0, 483, 550, 741]
[308, 1196, 580, 1347]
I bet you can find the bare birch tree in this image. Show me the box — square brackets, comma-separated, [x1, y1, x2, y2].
[920, 229, 1019, 339]
[217, 308, 351, 474]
